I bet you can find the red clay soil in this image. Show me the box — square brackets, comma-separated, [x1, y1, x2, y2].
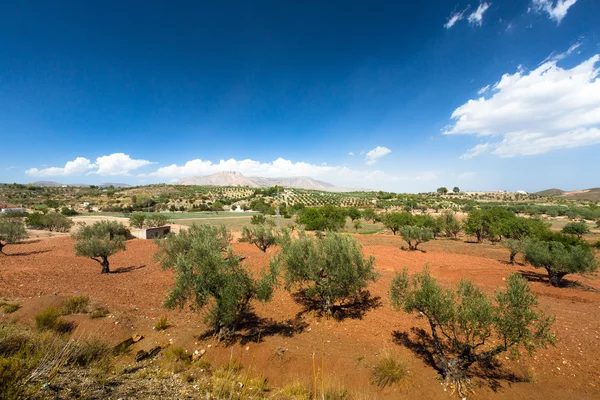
[1, 235, 599, 399]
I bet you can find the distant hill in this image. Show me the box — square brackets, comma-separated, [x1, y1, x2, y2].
[535, 188, 600, 201]
[176, 171, 357, 192]
[535, 188, 565, 197]
[28, 181, 130, 188]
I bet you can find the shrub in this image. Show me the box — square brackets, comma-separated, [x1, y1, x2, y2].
[69, 339, 110, 367]
[0, 216, 27, 254]
[297, 206, 346, 231]
[27, 213, 74, 232]
[353, 220, 362, 232]
[399, 226, 433, 251]
[524, 240, 598, 287]
[35, 307, 74, 333]
[345, 207, 361, 221]
[154, 316, 170, 331]
[390, 268, 554, 398]
[562, 221, 590, 238]
[240, 225, 278, 252]
[371, 356, 409, 388]
[439, 211, 461, 238]
[89, 306, 110, 319]
[277, 231, 377, 315]
[72, 221, 129, 273]
[61, 207, 79, 216]
[157, 224, 277, 339]
[1, 303, 20, 314]
[61, 295, 90, 315]
[250, 214, 267, 225]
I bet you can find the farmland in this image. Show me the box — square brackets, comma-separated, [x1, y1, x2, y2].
[1, 184, 600, 399]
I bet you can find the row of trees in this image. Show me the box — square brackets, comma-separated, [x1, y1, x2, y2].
[129, 213, 170, 229]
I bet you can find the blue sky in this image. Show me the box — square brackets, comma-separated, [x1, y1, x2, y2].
[1, 0, 598, 192]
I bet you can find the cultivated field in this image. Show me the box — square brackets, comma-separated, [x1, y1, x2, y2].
[1, 228, 599, 399]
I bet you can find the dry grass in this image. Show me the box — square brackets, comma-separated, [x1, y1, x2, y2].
[60, 294, 90, 315]
[371, 356, 409, 388]
[0, 301, 20, 314]
[34, 307, 74, 333]
[154, 316, 170, 331]
[89, 306, 110, 319]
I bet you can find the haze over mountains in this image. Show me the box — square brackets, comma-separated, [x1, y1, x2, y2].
[29, 181, 131, 188]
[175, 171, 360, 192]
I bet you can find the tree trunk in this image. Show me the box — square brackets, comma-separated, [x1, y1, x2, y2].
[547, 269, 566, 287]
[0, 241, 4, 254]
[443, 356, 473, 398]
[509, 252, 516, 264]
[101, 256, 110, 274]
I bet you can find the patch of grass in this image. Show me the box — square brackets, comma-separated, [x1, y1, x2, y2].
[163, 345, 192, 373]
[371, 356, 409, 388]
[61, 294, 90, 315]
[276, 380, 311, 399]
[0, 302, 20, 314]
[69, 339, 110, 367]
[519, 365, 537, 383]
[34, 307, 74, 334]
[154, 316, 170, 331]
[89, 306, 110, 319]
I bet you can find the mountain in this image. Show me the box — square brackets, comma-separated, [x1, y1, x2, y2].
[175, 171, 357, 192]
[28, 181, 131, 188]
[535, 188, 600, 201]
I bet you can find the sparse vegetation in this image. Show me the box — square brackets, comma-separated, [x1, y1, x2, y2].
[371, 356, 409, 388]
[34, 307, 74, 333]
[61, 294, 90, 315]
[89, 306, 110, 319]
[154, 316, 170, 331]
[390, 268, 555, 398]
[0, 301, 20, 314]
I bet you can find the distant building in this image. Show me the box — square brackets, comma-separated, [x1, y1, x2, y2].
[0, 206, 24, 214]
[131, 226, 171, 240]
[516, 190, 528, 195]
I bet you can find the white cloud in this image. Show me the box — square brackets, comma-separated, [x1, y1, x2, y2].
[25, 153, 152, 177]
[445, 47, 600, 158]
[444, 7, 469, 29]
[477, 84, 491, 95]
[348, 152, 355, 156]
[460, 143, 491, 159]
[532, 0, 578, 24]
[93, 153, 153, 176]
[364, 146, 392, 165]
[468, 2, 491, 26]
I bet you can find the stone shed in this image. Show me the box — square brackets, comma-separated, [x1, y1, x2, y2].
[131, 226, 171, 240]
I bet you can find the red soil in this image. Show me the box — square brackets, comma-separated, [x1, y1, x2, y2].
[1, 235, 599, 399]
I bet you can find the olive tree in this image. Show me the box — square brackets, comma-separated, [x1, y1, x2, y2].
[277, 231, 377, 315]
[0, 216, 28, 254]
[239, 224, 278, 252]
[382, 212, 414, 235]
[156, 224, 277, 339]
[524, 240, 598, 287]
[399, 226, 433, 250]
[561, 222, 590, 239]
[129, 213, 146, 228]
[145, 213, 170, 227]
[390, 267, 554, 398]
[72, 221, 129, 273]
[502, 238, 527, 265]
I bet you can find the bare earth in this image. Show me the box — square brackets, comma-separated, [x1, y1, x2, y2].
[1, 234, 599, 399]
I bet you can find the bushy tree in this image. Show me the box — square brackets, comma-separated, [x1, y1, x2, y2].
[390, 267, 554, 398]
[502, 238, 527, 264]
[240, 224, 278, 252]
[277, 231, 377, 315]
[250, 214, 267, 225]
[353, 220, 362, 232]
[361, 208, 378, 223]
[61, 207, 79, 216]
[156, 224, 277, 338]
[297, 205, 346, 231]
[211, 201, 224, 214]
[414, 214, 442, 237]
[437, 187, 448, 195]
[26, 212, 73, 232]
[399, 226, 433, 250]
[452, 186, 460, 194]
[382, 212, 414, 235]
[345, 207, 362, 221]
[145, 213, 170, 227]
[561, 221, 590, 238]
[524, 240, 598, 287]
[72, 221, 129, 273]
[439, 211, 461, 238]
[0, 216, 27, 254]
[129, 213, 146, 228]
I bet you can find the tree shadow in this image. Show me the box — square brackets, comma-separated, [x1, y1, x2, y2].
[518, 270, 599, 292]
[498, 260, 525, 267]
[197, 308, 309, 346]
[112, 265, 146, 274]
[393, 328, 522, 392]
[291, 289, 382, 321]
[6, 249, 51, 257]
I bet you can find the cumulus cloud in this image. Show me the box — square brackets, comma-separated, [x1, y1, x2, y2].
[25, 153, 152, 177]
[445, 46, 600, 158]
[468, 2, 491, 26]
[531, 0, 579, 24]
[348, 152, 355, 156]
[364, 146, 392, 165]
[444, 7, 469, 29]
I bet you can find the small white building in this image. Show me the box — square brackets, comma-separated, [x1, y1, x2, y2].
[1, 207, 24, 214]
[131, 226, 171, 240]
